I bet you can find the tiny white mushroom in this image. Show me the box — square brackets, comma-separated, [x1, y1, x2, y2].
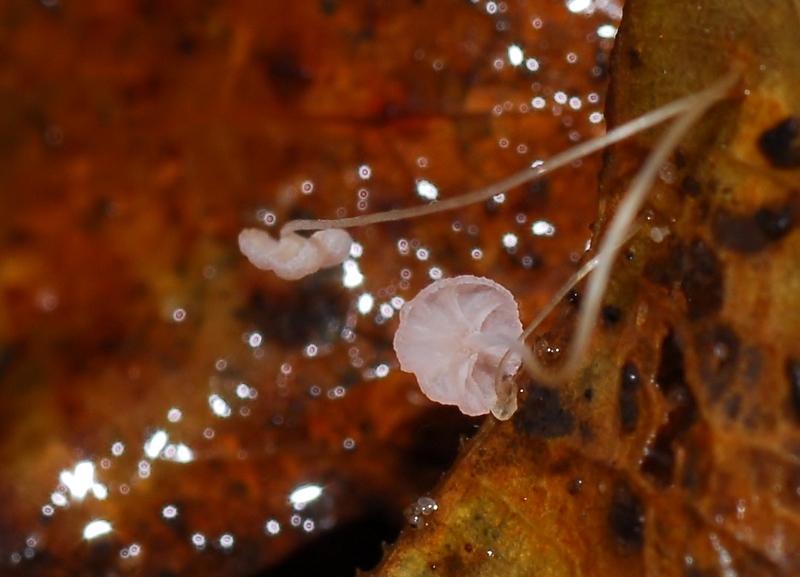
[238, 228, 353, 281]
[393, 275, 523, 417]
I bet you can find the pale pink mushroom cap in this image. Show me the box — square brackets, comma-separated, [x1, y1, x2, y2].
[238, 228, 353, 280]
[393, 275, 523, 416]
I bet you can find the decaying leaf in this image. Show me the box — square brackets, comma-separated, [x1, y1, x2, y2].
[0, 1, 610, 575]
[374, 1, 800, 575]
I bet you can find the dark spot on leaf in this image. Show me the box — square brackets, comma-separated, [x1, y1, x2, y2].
[526, 179, 550, 209]
[723, 394, 741, 420]
[712, 210, 767, 253]
[549, 458, 571, 475]
[608, 481, 644, 551]
[320, 0, 340, 14]
[244, 279, 348, 347]
[484, 197, 501, 214]
[680, 240, 723, 319]
[758, 116, 800, 168]
[567, 290, 580, 307]
[602, 304, 622, 326]
[754, 204, 795, 241]
[438, 553, 467, 574]
[583, 387, 594, 401]
[785, 359, 800, 422]
[82, 197, 116, 232]
[673, 149, 688, 170]
[176, 34, 196, 55]
[641, 332, 697, 488]
[122, 71, 164, 105]
[226, 480, 248, 498]
[643, 239, 682, 287]
[643, 438, 675, 488]
[514, 385, 575, 439]
[712, 201, 796, 253]
[680, 175, 702, 197]
[567, 478, 583, 495]
[592, 49, 609, 80]
[0, 344, 16, 384]
[86, 539, 115, 566]
[742, 346, 763, 386]
[619, 362, 640, 432]
[678, 439, 712, 496]
[696, 325, 740, 401]
[627, 47, 642, 68]
[5, 226, 32, 246]
[261, 49, 313, 102]
[137, 0, 158, 19]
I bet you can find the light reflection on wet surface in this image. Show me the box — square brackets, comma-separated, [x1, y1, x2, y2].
[0, 0, 620, 574]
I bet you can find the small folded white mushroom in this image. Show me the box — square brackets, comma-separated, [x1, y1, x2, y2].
[238, 228, 353, 280]
[393, 275, 523, 417]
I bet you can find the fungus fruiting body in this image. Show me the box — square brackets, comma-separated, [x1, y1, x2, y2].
[239, 72, 739, 419]
[238, 228, 353, 281]
[393, 275, 523, 416]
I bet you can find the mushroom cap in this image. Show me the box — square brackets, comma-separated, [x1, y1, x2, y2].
[393, 275, 523, 416]
[238, 228, 353, 280]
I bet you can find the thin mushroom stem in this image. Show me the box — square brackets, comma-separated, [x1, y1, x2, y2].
[280, 79, 737, 237]
[520, 224, 641, 347]
[556, 73, 737, 380]
[491, 222, 641, 413]
[488, 333, 548, 421]
[493, 69, 739, 406]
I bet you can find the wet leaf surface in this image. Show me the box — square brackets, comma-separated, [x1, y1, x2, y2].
[0, 1, 612, 575]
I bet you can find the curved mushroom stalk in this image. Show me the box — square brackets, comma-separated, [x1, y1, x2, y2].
[239, 72, 737, 282]
[393, 275, 523, 417]
[238, 228, 353, 281]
